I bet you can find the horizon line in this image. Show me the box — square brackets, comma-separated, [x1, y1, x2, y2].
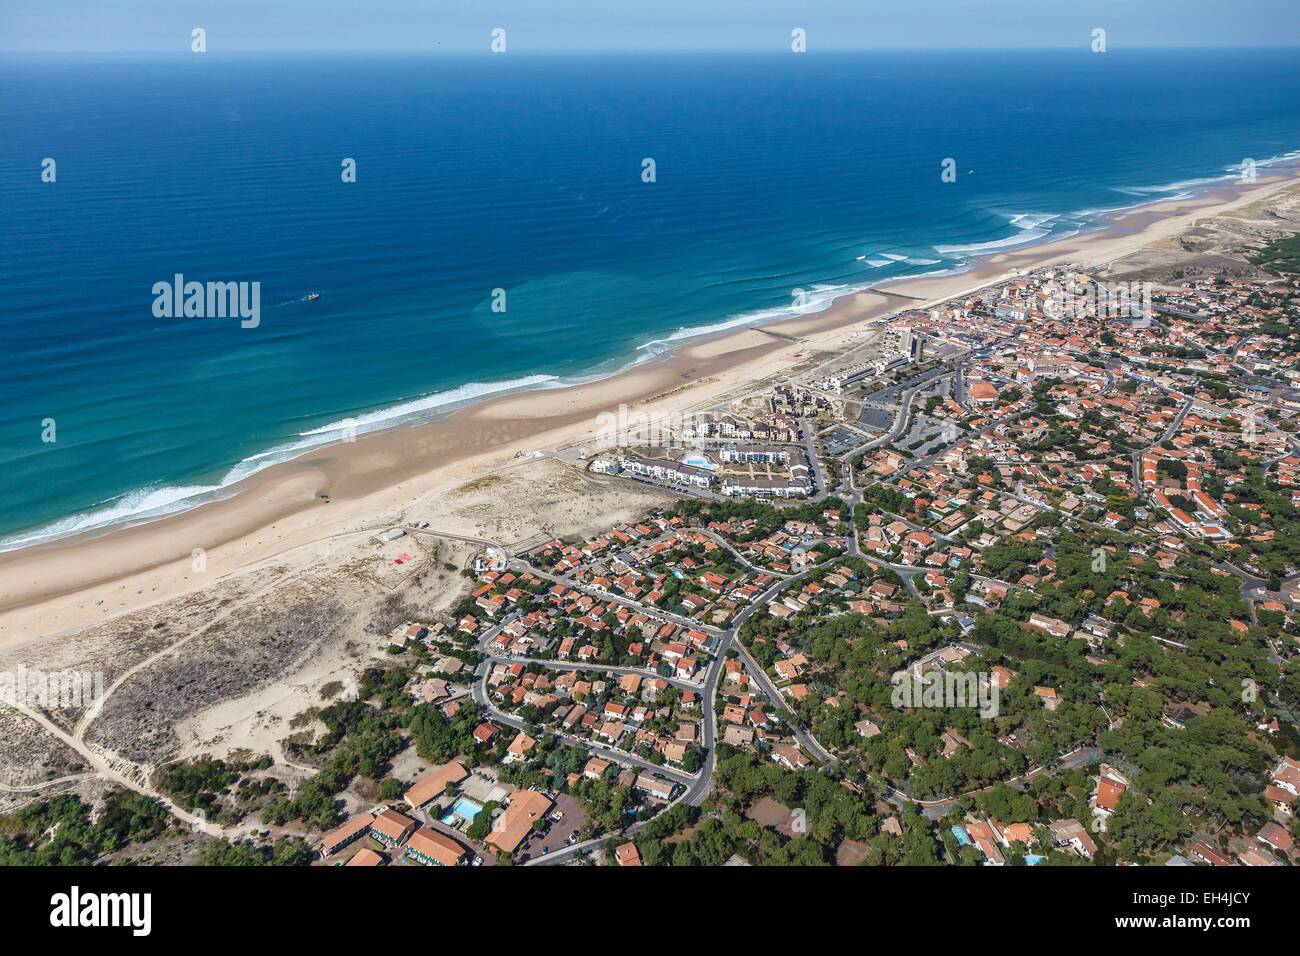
[5, 44, 1300, 56]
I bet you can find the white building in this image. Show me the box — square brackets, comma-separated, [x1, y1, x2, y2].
[619, 454, 712, 488]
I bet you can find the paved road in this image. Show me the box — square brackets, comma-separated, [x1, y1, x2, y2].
[485, 655, 704, 693]
[883, 745, 1101, 820]
[844, 372, 954, 464]
[886, 407, 1028, 482]
[486, 549, 847, 828]
[690, 563, 845, 799]
[512, 560, 726, 638]
[799, 417, 828, 496]
[732, 638, 838, 767]
[696, 528, 792, 579]
[1130, 395, 1195, 487]
[470, 665, 695, 785]
[445, 517, 1107, 852]
[518, 562, 846, 865]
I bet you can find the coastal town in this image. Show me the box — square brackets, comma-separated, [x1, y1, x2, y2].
[303, 259, 1300, 868]
[8, 9, 1300, 949]
[421, 267, 1294, 868]
[8, 230, 1297, 873]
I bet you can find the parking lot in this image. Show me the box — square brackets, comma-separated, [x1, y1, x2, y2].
[516, 794, 587, 863]
[821, 425, 870, 455]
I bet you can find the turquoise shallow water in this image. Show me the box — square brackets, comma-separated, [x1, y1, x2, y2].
[1, 49, 1299, 548]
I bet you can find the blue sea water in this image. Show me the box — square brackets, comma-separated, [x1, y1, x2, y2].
[2, 49, 1299, 549]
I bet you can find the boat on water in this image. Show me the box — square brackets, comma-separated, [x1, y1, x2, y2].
[306, 291, 320, 301]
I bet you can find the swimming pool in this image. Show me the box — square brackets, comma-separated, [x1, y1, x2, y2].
[443, 797, 484, 825]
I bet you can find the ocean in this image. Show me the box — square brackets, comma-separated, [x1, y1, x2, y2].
[2, 49, 1299, 549]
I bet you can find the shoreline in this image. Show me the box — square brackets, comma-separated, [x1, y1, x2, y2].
[5, 152, 1297, 557]
[8, 153, 1298, 558]
[2, 168, 1298, 643]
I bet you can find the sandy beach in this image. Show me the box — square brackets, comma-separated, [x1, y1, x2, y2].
[3, 169, 1298, 645]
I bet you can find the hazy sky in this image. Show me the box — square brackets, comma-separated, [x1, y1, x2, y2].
[4, 0, 1298, 52]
